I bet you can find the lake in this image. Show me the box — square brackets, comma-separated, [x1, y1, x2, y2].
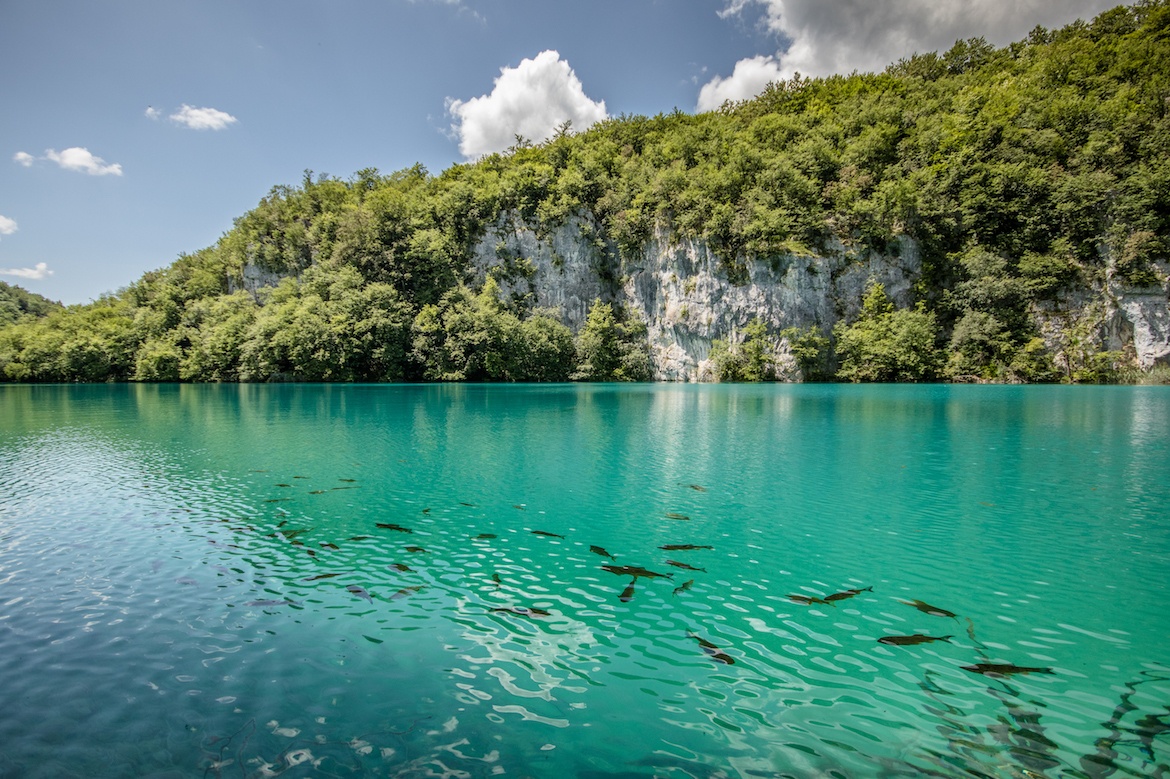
[1, 383, 1167, 778]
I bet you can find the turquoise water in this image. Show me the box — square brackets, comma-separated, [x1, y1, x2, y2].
[1, 383, 1167, 778]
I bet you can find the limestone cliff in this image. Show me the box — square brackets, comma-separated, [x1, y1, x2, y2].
[472, 211, 912, 381]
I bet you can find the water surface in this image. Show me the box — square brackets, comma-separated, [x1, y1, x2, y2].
[1, 383, 1167, 778]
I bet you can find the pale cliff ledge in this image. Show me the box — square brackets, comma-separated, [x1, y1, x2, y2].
[470, 210, 922, 381]
[1034, 258, 1170, 375]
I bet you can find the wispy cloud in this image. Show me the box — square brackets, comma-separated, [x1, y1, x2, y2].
[703, 0, 1123, 108]
[44, 147, 123, 176]
[0, 262, 52, 280]
[13, 152, 35, 167]
[447, 50, 607, 159]
[169, 104, 238, 130]
[0, 215, 16, 237]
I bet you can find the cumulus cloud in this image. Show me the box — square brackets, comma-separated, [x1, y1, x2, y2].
[697, 55, 785, 112]
[145, 106, 162, 120]
[169, 104, 238, 130]
[0, 215, 16, 237]
[0, 262, 52, 280]
[703, 0, 1123, 108]
[13, 152, 35, 167]
[44, 147, 123, 176]
[447, 50, 607, 159]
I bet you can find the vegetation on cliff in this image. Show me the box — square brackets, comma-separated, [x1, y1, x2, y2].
[1, 1, 1167, 383]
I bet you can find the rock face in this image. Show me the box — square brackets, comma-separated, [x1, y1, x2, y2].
[470, 211, 922, 380]
[236, 209, 1170, 380]
[1032, 262, 1170, 374]
[229, 263, 287, 297]
[470, 211, 1170, 379]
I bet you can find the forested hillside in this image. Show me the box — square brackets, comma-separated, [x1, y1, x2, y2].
[2, 1, 1168, 383]
[0, 282, 61, 327]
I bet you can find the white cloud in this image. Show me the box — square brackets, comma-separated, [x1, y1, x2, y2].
[0, 262, 52, 280]
[44, 147, 123, 176]
[696, 55, 785, 111]
[447, 50, 608, 159]
[0, 215, 16, 237]
[145, 106, 161, 120]
[169, 104, 238, 130]
[13, 152, 34, 167]
[704, 0, 1124, 106]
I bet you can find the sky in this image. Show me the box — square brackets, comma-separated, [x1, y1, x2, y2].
[1, 0, 1127, 305]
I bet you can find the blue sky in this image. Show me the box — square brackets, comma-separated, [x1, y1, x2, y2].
[1, 0, 1124, 304]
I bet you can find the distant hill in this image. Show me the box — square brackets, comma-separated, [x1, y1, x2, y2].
[0, 281, 62, 327]
[1, 1, 1167, 383]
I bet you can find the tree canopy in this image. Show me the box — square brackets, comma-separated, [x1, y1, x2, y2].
[2, 2, 1167, 383]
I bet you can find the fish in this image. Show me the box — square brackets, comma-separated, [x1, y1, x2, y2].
[660, 544, 713, 551]
[590, 545, 616, 560]
[512, 504, 526, 510]
[878, 634, 954, 646]
[666, 560, 706, 572]
[264, 498, 292, 503]
[491, 573, 502, 586]
[346, 585, 374, 602]
[688, 632, 735, 665]
[389, 563, 414, 572]
[338, 478, 356, 483]
[277, 520, 289, 528]
[688, 484, 707, 492]
[304, 573, 341, 581]
[665, 512, 691, 521]
[376, 523, 412, 533]
[491, 606, 551, 618]
[275, 483, 291, 488]
[459, 502, 476, 507]
[279, 528, 310, 540]
[421, 508, 431, 515]
[391, 586, 423, 600]
[961, 663, 1055, 676]
[824, 586, 873, 602]
[320, 542, 339, 550]
[531, 530, 564, 538]
[673, 579, 695, 596]
[473, 533, 497, 540]
[308, 490, 325, 495]
[246, 599, 298, 607]
[619, 579, 636, 602]
[331, 486, 358, 491]
[293, 476, 309, 480]
[788, 594, 831, 606]
[602, 564, 673, 580]
[249, 469, 268, 473]
[348, 535, 372, 541]
[901, 599, 958, 619]
[405, 546, 427, 553]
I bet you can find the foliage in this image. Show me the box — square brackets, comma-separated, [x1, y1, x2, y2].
[711, 319, 778, 381]
[0, 282, 61, 326]
[572, 300, 652, 381]
[1, 2, 1167, 383]
[835, 282, 944, 382]
[411, 278, 576, 382]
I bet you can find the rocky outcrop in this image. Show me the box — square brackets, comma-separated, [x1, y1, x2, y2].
[470, 211, 922, 381]
[1032, 260, 1170, 373]
[228, 262, 287, 298]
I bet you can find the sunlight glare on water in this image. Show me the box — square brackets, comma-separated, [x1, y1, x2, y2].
[0, 383, 1167, 778]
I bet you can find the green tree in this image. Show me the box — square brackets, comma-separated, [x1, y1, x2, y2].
[835, 281, 943, 382]
[572, 300, 652, 381]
